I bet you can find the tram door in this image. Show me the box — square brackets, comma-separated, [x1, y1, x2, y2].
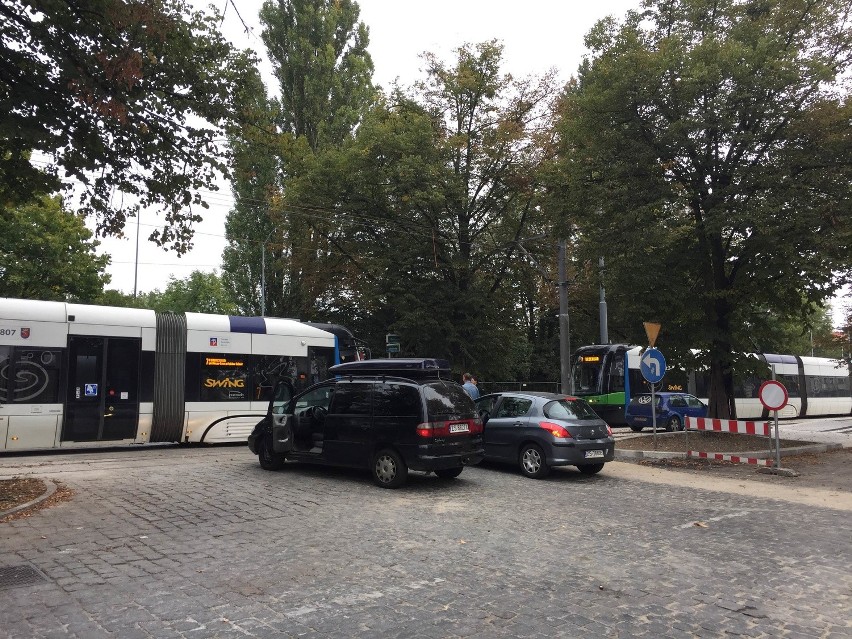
[63, 336, 140, 442]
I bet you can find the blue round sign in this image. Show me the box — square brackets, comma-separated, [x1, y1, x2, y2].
[640, 348, 666, 384]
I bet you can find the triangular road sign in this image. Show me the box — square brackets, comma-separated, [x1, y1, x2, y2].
[644, 322, 661, 347]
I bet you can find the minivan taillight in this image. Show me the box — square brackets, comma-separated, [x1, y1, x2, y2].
[417, 418, 482, 437]
[539, 421, 572, 438]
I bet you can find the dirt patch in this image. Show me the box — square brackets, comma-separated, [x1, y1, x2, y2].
[0, 478, 74, 522]
[617, 431, 811, 453]
[625, 447, 852, 494]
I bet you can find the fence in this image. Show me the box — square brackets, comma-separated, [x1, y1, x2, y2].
[684, 416, 775, 467]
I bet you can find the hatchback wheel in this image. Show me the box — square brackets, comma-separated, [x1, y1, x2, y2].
[434, 467, 464, 479]
[372, 448, 407, 488]
[519, 443, 550, 479]
[667, 415, 682, 432]
[258, 435, 286, 471]
[578, 463, 605, 475]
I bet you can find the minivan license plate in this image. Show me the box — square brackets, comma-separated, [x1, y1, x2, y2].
[449, 423, 469, 433]
[584, 450, 604, 458]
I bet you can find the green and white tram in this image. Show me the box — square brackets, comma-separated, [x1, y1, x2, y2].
[571, 344, 851, 425]
[0, 297, 342, 451]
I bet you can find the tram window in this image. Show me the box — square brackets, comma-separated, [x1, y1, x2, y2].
[253, 355, 298, 402]
[200, 354, 249, 401]
[6, 348, 62, 404]
[609, 356, 625, 393]
[0, 346, 9, 401]
[573, 360, 602, 393]
[778, 374, 800, 398]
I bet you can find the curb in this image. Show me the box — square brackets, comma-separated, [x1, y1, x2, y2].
[0, 480, 57, 518]
[614, 442, 842, 461]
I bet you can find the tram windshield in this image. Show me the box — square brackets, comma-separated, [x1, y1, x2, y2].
[572, 353, 604, 395]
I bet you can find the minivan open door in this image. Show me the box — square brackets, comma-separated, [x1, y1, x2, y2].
[268, 380, 294, 454]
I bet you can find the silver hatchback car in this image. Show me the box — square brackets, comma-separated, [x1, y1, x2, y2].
[475, 392, 615, 478]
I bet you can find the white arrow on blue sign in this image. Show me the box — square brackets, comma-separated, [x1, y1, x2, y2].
[640, 348, 666, 384]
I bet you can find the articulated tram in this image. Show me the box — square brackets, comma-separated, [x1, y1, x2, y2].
[572, 344, 852, 426]
[0, 297, 352, 451]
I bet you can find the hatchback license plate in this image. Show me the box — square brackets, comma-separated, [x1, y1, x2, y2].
[584, 449, 604, 458]
[449, 423, 469, 433]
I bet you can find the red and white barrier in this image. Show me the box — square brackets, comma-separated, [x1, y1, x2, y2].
[687, 451, 773, 466]
[684, 416, 775, 466]
[685, 417, 771, 437]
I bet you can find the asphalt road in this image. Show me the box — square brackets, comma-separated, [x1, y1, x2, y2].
[1, 445, 850, 638]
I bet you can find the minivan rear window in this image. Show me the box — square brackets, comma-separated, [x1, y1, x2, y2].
[423, 382, 475, 417]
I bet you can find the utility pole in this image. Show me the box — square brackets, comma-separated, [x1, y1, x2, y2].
[133, 212, 140, 298]
[558, 241, 572, 393]
[599, 256, 608, 344]
[260, 241, 266, 317]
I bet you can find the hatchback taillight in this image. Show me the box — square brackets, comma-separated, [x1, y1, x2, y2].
[606, 425, 613, 436]
[539, 421, 572, 438]
[417, 418, 482, 438]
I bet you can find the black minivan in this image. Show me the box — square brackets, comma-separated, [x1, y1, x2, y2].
[247, 359, 484, 488]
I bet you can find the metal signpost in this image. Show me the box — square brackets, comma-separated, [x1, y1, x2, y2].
[758, 375, 788, 469]
[640, 347, 666, 449]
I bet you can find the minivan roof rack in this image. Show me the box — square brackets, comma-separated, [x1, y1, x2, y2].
[329, 358, 451, 379]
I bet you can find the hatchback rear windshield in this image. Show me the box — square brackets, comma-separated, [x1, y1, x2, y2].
[629, 395, 660, 407]
[543, 399, 600, 420]
[423, 382, 475, 417]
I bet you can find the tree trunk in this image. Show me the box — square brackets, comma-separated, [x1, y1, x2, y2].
[707, 342, 737, 419]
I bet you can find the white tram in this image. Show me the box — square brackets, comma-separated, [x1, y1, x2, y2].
[0, 297, 339, 451]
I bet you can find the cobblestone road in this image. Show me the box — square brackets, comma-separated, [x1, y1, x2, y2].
[1, 446, 850, 638]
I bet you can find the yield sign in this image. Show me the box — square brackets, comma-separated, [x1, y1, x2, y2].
[644, 322, 661, 347]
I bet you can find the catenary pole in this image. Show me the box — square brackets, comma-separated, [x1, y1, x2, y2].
[559, 241, 572, 393]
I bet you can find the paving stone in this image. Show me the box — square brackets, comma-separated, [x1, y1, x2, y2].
[1, 447, 849, 638]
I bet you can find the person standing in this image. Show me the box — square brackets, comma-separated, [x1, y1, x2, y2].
[462, 373, 480, 400]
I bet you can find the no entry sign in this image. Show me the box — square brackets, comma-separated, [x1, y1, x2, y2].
[759, 380, 788, 411]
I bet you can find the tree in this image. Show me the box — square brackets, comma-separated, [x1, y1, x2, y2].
[286, 42, 561, 378]
[1, 0, 255, 252]
[223, 0, 375, 318]
[0, 196, 110, 301]
[554, 0, 852, 417]
[137, 271, 237, 314]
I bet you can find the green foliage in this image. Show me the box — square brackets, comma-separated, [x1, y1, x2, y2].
[136, 271, 237, 314]
[0, 197, 110, 302]
[283, 42, 562, 379]
[260, 0, 375, 150]
[1, 0, 255, 253]
[554, 0, 852, 416]
[224, 0, 375, 319]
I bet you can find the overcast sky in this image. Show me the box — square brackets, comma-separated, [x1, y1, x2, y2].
[95, 0, 848, 327]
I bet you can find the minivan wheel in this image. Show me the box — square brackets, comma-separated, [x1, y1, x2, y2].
[630, 425, 644, 432]
[258, 435, 286, 471]
[667, 415, 682, 432]
[372, 448, 407, 488]
[578, 463, 605, 475]
[434, 467, 463, 479]
[519, 443, 550, 479]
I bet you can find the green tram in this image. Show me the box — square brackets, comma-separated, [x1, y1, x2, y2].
[571, 343, 852, 426]
[571, 345, 642, 426]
